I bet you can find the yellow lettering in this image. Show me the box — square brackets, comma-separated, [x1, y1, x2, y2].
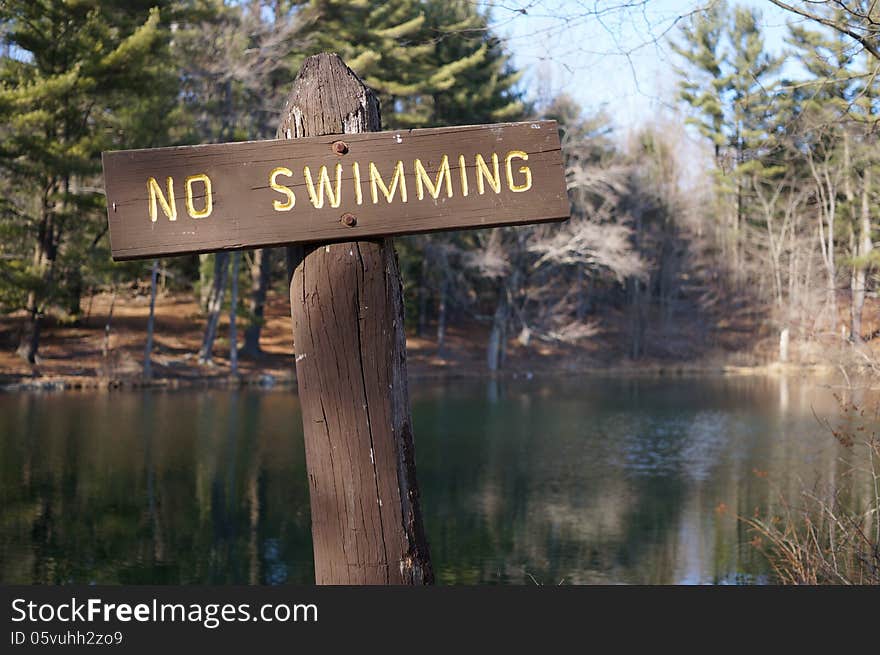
[369, 161, 408, 204]
[414, 156, 453, 201]
[147, 176, 176, 222]
[304, 164, 343, 209]
[184, 173, 213, 219]
[505, 151, 532, 193]
[475, 153, 501, 195]
[458, 155, 468, 197]
[353, 162, 363, 205]
[270, 167, 295, 211]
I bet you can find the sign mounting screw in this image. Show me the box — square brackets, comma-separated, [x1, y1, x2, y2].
[332, 140, 349, 155]
[340, 212, 357, 227]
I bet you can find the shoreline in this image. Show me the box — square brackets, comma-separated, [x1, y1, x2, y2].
[1, 290, 866, 395]
[0, 360, 841, 394]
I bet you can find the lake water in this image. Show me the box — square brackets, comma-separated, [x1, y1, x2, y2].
[0, 374, 868, 584]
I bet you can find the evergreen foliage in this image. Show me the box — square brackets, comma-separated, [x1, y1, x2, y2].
[0, 0, 178, 360]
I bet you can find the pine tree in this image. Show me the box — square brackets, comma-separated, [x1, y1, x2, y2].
[672, 2, 783, 280]
[724, 6, 784, 271]
[296, 0, 434, 128]
[298, 0, 522, 128]
[671, 1, 727, 161]
[0, 1, 179, 363]
[670, 1, 731, 263]
[422, 0, 524, 126]
[393, 1, 528, 350]
[788, 13, 880, 338]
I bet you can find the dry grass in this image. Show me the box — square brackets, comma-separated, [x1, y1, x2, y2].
[743, 397, 880, 585]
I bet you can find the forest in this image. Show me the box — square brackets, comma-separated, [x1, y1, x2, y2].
[1, 0, 879, 381]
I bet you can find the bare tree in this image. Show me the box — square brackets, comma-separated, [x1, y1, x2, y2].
[199, 252, 229, 365]
[229, 251, 240, 376]
[143, 259, 159, 379]
[241, 248, 271, 357]
[768, 1, 880, 61]
[850, 165, 873, 341]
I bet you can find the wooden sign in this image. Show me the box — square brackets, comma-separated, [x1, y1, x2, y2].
[101, 120, 568, 260]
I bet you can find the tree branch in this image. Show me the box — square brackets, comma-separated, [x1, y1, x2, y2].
[767, 0, 880, 61]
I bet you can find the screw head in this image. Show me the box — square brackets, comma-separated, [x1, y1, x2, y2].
[332, 140, 349, 155]
[340, 212, 357, 227]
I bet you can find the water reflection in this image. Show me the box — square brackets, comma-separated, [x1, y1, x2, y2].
[0, 391, 313, 584]
[0, 375, 869, 584]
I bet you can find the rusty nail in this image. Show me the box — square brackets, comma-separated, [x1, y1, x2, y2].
[340, 212, 357, 227]
[332, 140, 349, 155]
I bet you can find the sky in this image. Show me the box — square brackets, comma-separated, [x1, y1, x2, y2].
[489, 0, 802, 130]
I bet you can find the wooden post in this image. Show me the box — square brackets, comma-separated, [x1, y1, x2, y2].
[281, 53, 433, 584]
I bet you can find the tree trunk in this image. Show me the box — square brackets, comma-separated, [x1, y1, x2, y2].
[808, 152, 839, 331]
[851, 168, 872, 343]
[487, 284, 508, 373]
[629, 276, 644, 359]
[241, 248, 271, 357]
[417, 253, 429, 337]
[436, 275, 447, 356]
[199, 251, 230, 364]
[779, 327, 790, 363]
[144, 259, 159, 379]
[824, 194, 837, 328]
[658, 215, 677, 328]
[199, 254, 212, 312]
[101, 285, 117, 379]
[229, 251, 240, 375]
[17, 195, 55, 364]
[66, 270, 83, 320]
[17, 292, 41, 366]
[282, 53, 432, 584]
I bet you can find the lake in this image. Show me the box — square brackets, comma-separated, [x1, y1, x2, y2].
[0, 374, 868, 584]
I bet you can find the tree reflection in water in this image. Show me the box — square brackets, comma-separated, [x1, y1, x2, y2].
[0, 376, 869, 584]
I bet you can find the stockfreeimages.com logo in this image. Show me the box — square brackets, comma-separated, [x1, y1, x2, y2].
[11, 598, 318, 630]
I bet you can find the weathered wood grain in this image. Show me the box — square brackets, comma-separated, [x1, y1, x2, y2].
[102, 118, 568, 260]
[285, 53, 432, 584]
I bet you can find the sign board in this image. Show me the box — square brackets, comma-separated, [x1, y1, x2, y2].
[102, 120, 569, 261]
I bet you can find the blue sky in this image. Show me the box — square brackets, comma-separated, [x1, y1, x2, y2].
[490, 0, 801, 129]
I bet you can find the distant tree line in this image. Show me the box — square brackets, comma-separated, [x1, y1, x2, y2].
[674, 0, 879, 359]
